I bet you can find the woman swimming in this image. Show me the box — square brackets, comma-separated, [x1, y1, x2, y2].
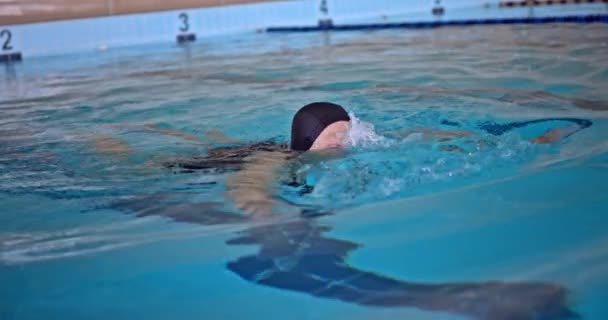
[97, 101, 593, 216]
[109, 103, 584, 319]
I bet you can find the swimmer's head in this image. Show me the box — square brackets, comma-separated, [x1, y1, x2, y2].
[290, 102, 351, 151]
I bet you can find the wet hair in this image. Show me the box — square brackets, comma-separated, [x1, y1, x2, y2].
[290, 102, 350, 151]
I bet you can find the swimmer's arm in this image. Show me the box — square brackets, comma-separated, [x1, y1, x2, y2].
[530, 124, 580, 144]
[205, 128, 239, 144]
[104, 123, 238, 144]
[92, 126, 188, 160]
[226, 151, 295, 218]
[439, 126, 577, 152]
[143, 125, 240, 144]
[94, 135, 134, 158]
[386, 128, 474, 141]
[142, 124, 200, 142]
[389, 125, 577, 145]
[93, 125, 240, 161]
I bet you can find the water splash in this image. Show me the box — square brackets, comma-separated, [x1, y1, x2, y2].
[346, 112, 391, 148]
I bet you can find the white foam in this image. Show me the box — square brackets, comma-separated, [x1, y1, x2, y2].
[346, 112, 391, 148]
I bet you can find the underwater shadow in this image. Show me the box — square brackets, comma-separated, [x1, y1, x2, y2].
[112, 195, 577, 320]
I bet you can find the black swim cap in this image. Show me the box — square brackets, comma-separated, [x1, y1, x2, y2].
[290, 102, 350, 151]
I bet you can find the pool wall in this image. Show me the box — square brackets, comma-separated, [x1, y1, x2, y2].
[0, 0, 607, 58]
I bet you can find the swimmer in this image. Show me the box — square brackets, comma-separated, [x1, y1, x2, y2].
[107, 103, 580, 320]
[212, 102, 589, 217]
[97, 101, 592, 217]
[157, 102, 354, 216]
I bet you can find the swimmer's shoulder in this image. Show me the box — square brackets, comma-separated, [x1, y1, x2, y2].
[164, 138, 296, 172]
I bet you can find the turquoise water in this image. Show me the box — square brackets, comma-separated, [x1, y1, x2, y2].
[1, 24, 608, 320]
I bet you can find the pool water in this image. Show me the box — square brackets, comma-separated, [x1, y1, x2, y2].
[1, 24, 608, 320]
